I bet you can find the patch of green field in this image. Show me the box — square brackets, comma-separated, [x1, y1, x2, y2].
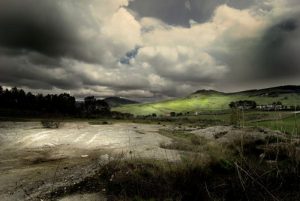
[251, 113, 300, 135]
[171, 111, 291, 126]
[113, 92, 300, 116]
[186, 113, 230, 122]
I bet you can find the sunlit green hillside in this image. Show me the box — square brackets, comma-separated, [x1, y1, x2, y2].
[113, 86, 300, 116]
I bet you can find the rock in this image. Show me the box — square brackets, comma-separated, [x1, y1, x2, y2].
[191, 126, 233, 140]
[99, 154, 110, 162]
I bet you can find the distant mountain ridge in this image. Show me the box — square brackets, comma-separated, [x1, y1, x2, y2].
[234, 85, 300, 96]
[193, 85, 300, 96]
[103, 97, 138, 107]
[192, 89, 224, 95]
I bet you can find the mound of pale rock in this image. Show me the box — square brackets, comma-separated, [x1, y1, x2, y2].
[192, 126, 286, 145]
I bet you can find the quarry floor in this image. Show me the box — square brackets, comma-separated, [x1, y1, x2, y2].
[0, 121, 179, 201]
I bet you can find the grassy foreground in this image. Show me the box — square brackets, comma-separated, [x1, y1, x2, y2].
[60, 126, 300, 201]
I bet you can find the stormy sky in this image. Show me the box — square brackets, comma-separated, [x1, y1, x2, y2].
[0, 0, 300, 100]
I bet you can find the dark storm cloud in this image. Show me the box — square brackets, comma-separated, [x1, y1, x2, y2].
[0, 0, 109, 65]
[0, 0, 78, 58]
[128, 0, 256, 26]
[212, 12, 300, 88]
[256, 17, 300, 79]
[0, 47, 63, 67]
[0, 55, 83, 90]
[0, 0, 137, 94]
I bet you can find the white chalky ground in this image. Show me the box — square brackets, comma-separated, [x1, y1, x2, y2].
[0, 121, 179, 200]
[0, 122, 179, 160]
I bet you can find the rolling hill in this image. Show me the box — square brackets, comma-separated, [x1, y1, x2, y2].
[113, 85, 300, 116]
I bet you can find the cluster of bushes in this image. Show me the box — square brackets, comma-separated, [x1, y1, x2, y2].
[79, 96, 111, 117]
[229, 100, 257, 109]
[41, 120, 61, 128]
[170, 112, 184, 117]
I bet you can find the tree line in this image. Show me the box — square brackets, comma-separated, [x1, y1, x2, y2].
[0, 86, 116, 117]
[0, 86, 76, 115]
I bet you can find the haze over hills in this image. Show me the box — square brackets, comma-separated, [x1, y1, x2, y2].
[103, 97, 138, 107]
[231, 85, 300, 96]
[113, 85, 300, 116]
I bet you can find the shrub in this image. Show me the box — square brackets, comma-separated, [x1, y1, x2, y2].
[170, 112, 176, 117]
[41, 120, 61, 129]
[190, 135, 202, 145]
